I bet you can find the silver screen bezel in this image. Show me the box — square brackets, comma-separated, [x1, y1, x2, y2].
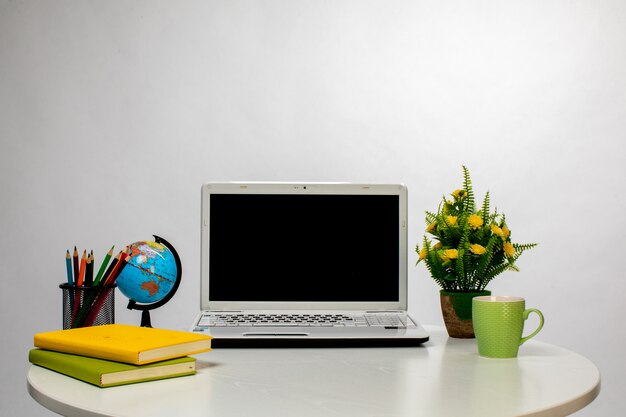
[200, 182, 408, 311]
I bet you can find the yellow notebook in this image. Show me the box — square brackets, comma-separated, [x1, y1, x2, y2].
[34, 324, 212, 365]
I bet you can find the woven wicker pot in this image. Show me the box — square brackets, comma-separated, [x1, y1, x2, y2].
[440, 290, 491, 338]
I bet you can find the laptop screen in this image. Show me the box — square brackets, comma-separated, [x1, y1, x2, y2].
[200, 183, 408, 310]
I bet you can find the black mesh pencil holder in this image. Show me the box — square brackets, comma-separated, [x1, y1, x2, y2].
[60, 283, 116, 329]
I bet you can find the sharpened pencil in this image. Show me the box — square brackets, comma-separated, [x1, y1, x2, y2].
[65, 250, 73, 285]
[77, 250, 87, 287]
[93, 245, 114, 286]
[72, 247, 79, 284]
[71, 250, 87, 327]
[65, 249, 75, 312]
[84, 251, 93, 286]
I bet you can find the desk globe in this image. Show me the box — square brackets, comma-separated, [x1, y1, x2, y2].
[116, 236, 181, 327]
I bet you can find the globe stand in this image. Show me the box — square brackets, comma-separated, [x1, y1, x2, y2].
[140, 310, 153, 328]
[126, 235, 182, 328]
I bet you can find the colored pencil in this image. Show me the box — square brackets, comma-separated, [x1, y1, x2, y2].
[71, 250, 88, 325]
[84, 252, 93, 286]
[90, 251, 95, 282]
[72, 247, 79, 283]
[77, 250, 87, 287]
[65, 250, 74, 312]
[65, 250, 73, 285]
[93, 245, 114, 286]
[71, 249, 85, 324]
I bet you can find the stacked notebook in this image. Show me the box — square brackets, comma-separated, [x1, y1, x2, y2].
[30, 324, 212, 388]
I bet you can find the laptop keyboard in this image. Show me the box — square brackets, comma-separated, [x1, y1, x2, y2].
[198, 313, 408, 328]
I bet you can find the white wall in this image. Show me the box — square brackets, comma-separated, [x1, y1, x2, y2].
[1, 1, 624, 415]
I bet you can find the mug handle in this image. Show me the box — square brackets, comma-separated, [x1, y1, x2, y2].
[520, 308, 544, 345]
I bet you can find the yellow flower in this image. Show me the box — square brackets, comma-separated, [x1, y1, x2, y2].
[504, 242, 515, 257]
[446, 216, 458, 226]
[419, 247, 428, 260]
[468, 214, 483, 230]
[426, 223, 436, 233]
[470, 244, 487, 255]
[433, 242, 443, 250]
[491, 224, 504, 237]
[502, 226, 511, 239]
[443, 249, 458, 260]
[451, 189, 466, 200]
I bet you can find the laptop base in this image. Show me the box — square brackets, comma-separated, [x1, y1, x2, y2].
[191, 313, 430, 348]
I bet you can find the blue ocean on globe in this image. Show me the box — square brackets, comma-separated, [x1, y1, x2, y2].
[116, 240, 178, 304]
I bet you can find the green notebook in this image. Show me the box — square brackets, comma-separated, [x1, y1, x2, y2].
[29, 349, 196, 388]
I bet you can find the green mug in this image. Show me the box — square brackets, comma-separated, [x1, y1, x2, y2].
[472, 296, 544, 358]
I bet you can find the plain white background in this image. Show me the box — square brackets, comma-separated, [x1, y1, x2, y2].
[1, 1, 623, 415]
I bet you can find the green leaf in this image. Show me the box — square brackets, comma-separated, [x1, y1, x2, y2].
[462, 165, 475, 213]
[481, 191, 490, 224]
[425, 211, 437, 225]
[513, 243, 538, 252]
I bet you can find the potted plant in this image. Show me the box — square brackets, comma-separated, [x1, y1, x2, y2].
[415, 166, 537, 338]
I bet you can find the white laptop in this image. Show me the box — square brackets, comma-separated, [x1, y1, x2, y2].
[191, 182, 429, 347]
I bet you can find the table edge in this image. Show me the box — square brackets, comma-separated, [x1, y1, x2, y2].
[27, 367, 111, 417]
[519, 373, 601, 417]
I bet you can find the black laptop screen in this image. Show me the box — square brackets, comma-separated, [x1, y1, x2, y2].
[208, 194, 400, 302]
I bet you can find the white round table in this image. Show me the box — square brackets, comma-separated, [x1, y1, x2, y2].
[27, 325, 600, 417]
